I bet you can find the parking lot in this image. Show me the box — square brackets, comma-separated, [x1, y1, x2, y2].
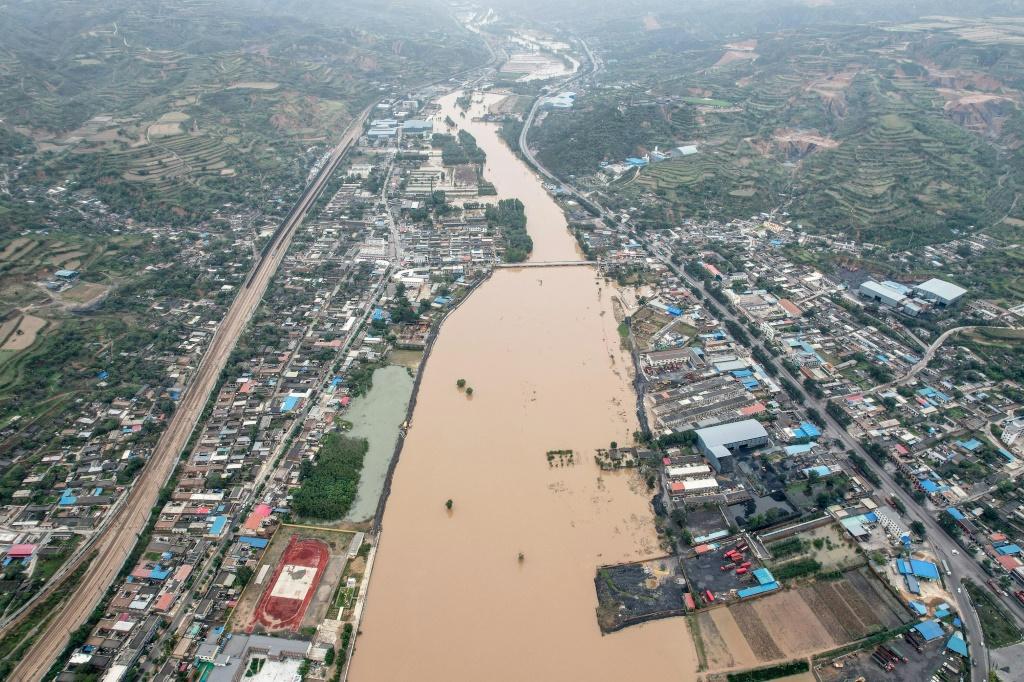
[682, 540, 762, 601]
[816, 633, 954, 682]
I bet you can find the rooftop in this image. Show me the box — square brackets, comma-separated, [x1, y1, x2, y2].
[915, 277, 967, 301]
[695, 419, 768, 447]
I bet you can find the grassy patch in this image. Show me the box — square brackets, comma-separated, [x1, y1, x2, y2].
[681, 96, 732, 107]
[964, 580, 1024, 648]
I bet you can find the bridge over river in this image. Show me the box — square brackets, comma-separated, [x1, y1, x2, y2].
[493, 260, 597, 268]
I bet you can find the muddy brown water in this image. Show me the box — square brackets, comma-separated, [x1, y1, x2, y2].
[349, 92, 696, 681]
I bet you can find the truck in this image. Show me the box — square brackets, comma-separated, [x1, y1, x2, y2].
[941, 558, 951, 576]
[1015, 590, 1024, 607]
[720, 564, 735, 572]
[705, 590, 715, 603]
[903, 632, 923, 653]
[736, 567, 748, 575]
[887, 644, 909, 663]
[874, 646, 895, 665]
[871, 651, 893, 672]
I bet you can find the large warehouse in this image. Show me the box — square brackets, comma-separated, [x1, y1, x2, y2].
[858, 280, 908, 307]
[913, 278, 967, 306]
[695, 419, 770, 472]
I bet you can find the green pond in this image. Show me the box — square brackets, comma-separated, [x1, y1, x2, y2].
[344, 364, 414, 522]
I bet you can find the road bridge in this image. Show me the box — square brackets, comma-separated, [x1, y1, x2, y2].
[494, 260, 596, 268]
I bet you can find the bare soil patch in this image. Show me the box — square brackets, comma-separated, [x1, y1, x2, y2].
[714, 50, 759, 67]
[730, 600, 784, 661]
[1, 315, 46, 351]
[228, 81, 281, 90]
[698, 608, 759, 670]
[58, 282, 110, 307]
[751, 589, 836, 655]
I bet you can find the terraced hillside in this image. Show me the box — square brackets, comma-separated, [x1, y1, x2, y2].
[533, 19, 1024, 247]
[0, 0, 485, 230]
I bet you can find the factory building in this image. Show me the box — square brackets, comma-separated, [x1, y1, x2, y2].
[695, 419, 770, 473]
[913, 278, 967, 306]
[858, 280, 907, 307]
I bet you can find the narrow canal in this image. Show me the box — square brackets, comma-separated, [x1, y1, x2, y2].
[349, 92, 697, 681]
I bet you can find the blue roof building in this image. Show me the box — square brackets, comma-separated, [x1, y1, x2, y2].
[737, 582, 779, 598]
[905, 575, 921, 595]
[946, 632, 968, 657]
[239, 537, 269, 549]
[914, 620, 944, 641]
[897, 559, 941, 580]
[208, 515, 227, 536]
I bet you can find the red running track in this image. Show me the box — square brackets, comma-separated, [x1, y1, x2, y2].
[251, 535, 330, 632]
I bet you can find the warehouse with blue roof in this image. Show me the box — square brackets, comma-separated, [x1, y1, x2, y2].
[897, 558, 940, 580]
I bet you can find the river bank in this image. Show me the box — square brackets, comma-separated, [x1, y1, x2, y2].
[342, 365, 414, 523]
[348, 91, 697, 681]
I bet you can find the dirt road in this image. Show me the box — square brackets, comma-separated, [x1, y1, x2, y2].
[4, 103, 375, 682]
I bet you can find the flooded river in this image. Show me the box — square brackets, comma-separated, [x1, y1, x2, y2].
[349, 92, 697, 681]
[343, 365, 414, 523]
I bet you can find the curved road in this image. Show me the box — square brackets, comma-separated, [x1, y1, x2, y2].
[3, 101, 377, 682]
[515, 43, 1023, 681]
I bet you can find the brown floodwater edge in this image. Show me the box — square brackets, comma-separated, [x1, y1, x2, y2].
[348, 91, 697, 681]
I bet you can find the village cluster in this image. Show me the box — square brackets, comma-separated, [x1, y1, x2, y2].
[581, 209, 1024, 677]
[4, 87, 527, 681]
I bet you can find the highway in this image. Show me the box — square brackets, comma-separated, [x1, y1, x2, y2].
[3, 100, 378, 682]
[658, 254, 996, 682]
[515, 41, 1021, 680]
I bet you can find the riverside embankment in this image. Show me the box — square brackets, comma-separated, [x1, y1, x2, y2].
[348, 91, 697, 681]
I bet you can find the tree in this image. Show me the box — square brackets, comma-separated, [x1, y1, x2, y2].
[910, 520, 926, 538]
[456, 378, 466, 389]
[465, 387, 473, 396]
[445, 499, 453, 510]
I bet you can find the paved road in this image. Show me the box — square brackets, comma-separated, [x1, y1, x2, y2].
[657, 253, 1000, 680]
[514, 53, 1021, 678]
[4, 101, 377, 682]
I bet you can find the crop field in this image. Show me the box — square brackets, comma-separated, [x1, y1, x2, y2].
[540, 20, 1024, 250]
[692, 566, 909, 672]
[0, 0, 487, 228]
[0, 315, 46, 351]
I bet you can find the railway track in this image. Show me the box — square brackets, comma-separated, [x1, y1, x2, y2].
[3, 101, 376, 682]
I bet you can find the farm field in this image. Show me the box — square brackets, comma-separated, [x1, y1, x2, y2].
[536, 18, 1024, 252]
[0, 315, 46, 351]
[692, 566, 909, 672]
